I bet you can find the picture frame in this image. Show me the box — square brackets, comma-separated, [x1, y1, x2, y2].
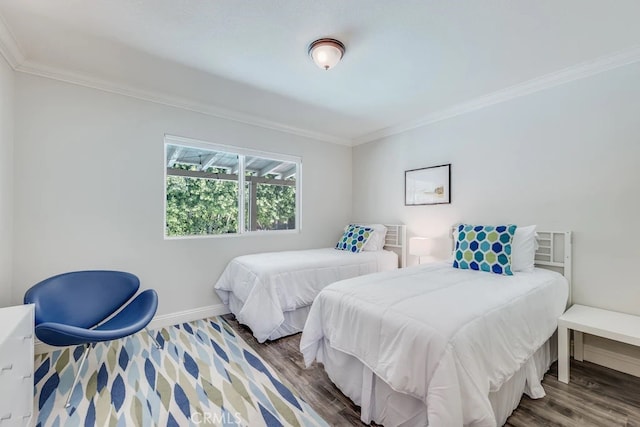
[405, 163, 451, 206]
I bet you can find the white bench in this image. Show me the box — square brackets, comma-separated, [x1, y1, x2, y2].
[558, 304, 640, 383]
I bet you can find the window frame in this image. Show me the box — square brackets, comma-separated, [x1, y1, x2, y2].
[163, 134, 302, 239]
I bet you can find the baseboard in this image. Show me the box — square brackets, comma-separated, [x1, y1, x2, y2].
[146, 303, 230, 330]
[583, 344, 640, 378]
[34, 303, 230, 355]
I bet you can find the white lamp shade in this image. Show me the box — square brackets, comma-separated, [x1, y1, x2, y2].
[409, 237, 433, 256]
[308, 39, 345, 70]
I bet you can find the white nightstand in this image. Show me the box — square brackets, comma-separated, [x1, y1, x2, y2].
[0, 304, 34, 426]
[558, 304, 640, 384]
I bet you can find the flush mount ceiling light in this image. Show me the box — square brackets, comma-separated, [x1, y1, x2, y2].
[308, 38, 345, 71]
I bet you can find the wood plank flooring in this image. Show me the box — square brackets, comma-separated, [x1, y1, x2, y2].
[223, 315, 640, 426]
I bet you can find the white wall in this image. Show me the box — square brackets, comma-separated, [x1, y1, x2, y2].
[12, 74, 353, 315]
[352, 63, 640, 370]
[0, 55, 13, 307]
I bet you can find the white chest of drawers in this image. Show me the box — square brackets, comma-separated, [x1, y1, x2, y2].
[0, 305, 34, 426]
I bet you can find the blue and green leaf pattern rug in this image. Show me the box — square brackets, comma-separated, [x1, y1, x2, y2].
[33, 317, 328, 426]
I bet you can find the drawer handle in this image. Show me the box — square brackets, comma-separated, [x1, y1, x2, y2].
[0, 413, 11, 420]
[22, 335, 33, 340]
[23, 374, 32, 380]
[22, 413, 32, 419]
[0, 364, 12, 371]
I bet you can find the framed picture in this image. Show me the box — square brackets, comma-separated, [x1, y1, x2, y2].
[405, 164, 451, 205]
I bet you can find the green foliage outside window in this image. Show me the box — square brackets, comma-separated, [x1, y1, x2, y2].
[166, 165, 296, 236]
[253, 180, 296, 231]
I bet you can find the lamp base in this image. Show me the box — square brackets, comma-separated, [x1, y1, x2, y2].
[418, 255, 439, 265]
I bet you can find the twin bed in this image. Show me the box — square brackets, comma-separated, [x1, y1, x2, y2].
[300, 229, 571, 426]
[215, 224, 406, 342]
[215, 225, 571, 426]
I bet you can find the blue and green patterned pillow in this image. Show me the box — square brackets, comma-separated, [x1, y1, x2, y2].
[336, 225, 373, 253]
[453, 224, 517, 275]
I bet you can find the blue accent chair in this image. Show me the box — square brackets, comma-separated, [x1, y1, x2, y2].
[24, 270, 160, 408]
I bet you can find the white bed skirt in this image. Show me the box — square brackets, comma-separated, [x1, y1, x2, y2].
[317, 333, 557, 427]
[228, 293, 311, 341]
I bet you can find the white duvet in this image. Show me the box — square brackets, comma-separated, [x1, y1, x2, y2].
[215, 248, 398, 343]
[300, 262, 568, 426]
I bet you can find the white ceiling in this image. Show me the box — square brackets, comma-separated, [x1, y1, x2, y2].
[1, 1, 640, 144]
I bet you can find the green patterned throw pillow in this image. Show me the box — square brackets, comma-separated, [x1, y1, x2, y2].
[336, 225, 373, 253]
[453, 224, 517, 275]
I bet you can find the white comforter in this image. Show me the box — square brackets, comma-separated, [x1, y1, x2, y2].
[215, 248, 398, 342]
[300, 262, 568, 427]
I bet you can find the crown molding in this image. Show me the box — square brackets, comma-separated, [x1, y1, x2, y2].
[0, 13, 352, 146]
[353, 45, 640, 145]
[2, 10, 638, 149]
[0, 13, 25, 68]
[13, 59, 352, 146]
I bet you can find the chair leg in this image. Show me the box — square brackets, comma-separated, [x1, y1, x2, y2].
[65, 343, 93, 409]
[146, 328, 162, 349]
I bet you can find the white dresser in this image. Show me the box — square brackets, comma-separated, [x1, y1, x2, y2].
[0, 305, 34, 426]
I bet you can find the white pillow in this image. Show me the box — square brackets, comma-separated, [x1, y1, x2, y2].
[364, 224, 388, 251]
[347, 224, 387, 251]
[511, 225, 538, 272]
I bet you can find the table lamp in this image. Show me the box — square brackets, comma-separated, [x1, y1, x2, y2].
[409, 237, 434, 264]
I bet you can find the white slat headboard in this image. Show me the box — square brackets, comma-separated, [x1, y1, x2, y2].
[450, 226, 573, 303]
[383, 224, 407, 268]
[535, 231, 573, 304]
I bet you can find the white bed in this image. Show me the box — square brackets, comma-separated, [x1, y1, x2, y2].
[215, 224, 406, 343]
[300, 230, 571, 427]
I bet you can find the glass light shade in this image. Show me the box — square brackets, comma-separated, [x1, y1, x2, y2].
[308, 38, 345, 70]
[409, 237, 433, 256]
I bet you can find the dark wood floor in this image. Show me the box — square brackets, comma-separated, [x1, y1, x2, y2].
[223, 315, 640, 426]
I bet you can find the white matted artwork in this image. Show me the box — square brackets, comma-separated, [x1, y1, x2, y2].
[405, 164, 451, 205]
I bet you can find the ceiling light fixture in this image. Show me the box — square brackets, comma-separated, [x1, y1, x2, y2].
[308, 38, 345, 71]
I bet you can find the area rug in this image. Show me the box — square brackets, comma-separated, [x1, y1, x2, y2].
[33, 317, 328, 426]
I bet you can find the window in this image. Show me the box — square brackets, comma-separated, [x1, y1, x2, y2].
[164, 136, 301, 238]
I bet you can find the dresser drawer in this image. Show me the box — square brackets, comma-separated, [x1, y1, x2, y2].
[0, 305, 34, 427]
[0, 372, 33, 425]
[0, 335, 33, 377]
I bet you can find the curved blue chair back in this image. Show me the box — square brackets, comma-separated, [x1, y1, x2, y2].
[24, 270, 140, 328]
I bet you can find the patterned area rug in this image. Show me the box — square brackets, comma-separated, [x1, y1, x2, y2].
[33, 317, 327, 426]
